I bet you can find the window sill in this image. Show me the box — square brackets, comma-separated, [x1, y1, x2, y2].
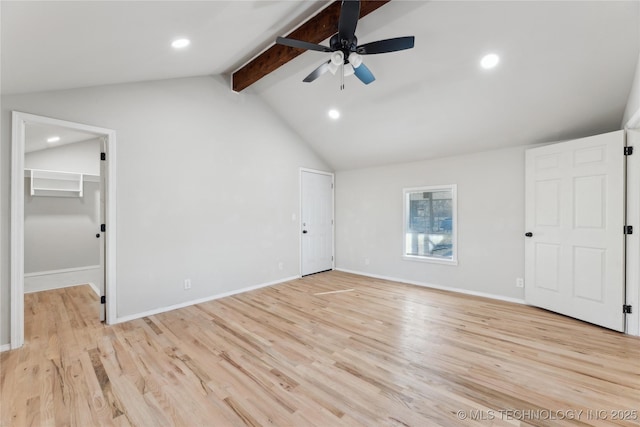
[403, 255, 458, 266]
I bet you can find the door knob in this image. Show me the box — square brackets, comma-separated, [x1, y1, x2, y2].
[302, 230, 308, 234]
[525, 232, 533, 237]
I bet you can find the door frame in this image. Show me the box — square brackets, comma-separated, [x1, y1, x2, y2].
[625, 129, 640, 336]
[10, 111, 118, 349]
[299, 168, 335, 276]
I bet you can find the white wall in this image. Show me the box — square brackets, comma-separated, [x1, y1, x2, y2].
[24, 180, 100, 274]
[24, 140, 101, 274]
[335, 146, 526, 300]
[25, 138, 100, 175]
[622, 2, 640, 128]
[1, 75, 329, 345]
[623, 51, 640, 128]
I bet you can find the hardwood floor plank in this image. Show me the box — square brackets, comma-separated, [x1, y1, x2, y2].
[87, 348, 124, 420]
[2, 276, 639, 426]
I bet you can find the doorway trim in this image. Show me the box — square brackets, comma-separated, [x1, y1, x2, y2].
[299, 167, 335, 276]
[10, 111, 117, 349]
[625, 128, 640, 336]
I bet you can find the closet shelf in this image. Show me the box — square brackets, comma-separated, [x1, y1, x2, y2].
[25, 168, 99, 197]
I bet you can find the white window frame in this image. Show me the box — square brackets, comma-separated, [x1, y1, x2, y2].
[403, 184, 458, 265]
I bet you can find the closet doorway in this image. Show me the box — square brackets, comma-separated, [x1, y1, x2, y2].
[10, 112, 117, 349]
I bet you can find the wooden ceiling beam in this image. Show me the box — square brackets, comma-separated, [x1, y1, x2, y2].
[232, 0, 391, 92]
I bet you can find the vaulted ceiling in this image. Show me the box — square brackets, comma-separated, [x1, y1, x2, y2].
[24, 123, 100, 154]
[2, 1, 639, 170]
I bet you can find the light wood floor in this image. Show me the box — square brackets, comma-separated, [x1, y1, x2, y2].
[2, 271, 639, 426]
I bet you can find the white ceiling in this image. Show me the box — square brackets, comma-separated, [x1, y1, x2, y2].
[1, 1, 326, 94]
[25, 122, 100, 154]
[3, 1, 639, 170]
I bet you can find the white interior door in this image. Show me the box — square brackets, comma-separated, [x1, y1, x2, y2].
[301, 170, 334, 276]
[525, 130, 626, 331]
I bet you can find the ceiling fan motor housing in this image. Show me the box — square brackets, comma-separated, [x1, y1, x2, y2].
[330, 33, 358, 63]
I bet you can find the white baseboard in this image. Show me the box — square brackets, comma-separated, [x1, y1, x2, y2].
[24, 265, 101, 278]
[115, 275, 300, 324]
[335, 268, 526, 305]
[24, 265, 101, 294]
[88, 282, 101, 297]
[0, 343, 11, 353]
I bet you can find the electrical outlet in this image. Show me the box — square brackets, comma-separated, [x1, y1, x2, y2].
[364, 258, 370, 265]
[278, 262, 284, 271]
[516, 278, 524, 288]
[184, 279, 192, 290]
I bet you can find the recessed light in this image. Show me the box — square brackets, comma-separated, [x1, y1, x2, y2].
[47, 136, 60, 143]
[328, 109, 340, 120]
[171, 38, 190, 49]
[480, 53, 500, 69]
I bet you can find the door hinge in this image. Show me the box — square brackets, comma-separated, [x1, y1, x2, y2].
[331, 256, 334, 261]
[331, 182, 334, 189]
[101, 152, 106, 161]
[101, 224, 106, 232]
[624, 225, 633, 235]
[623, 305, 632, 314]
[624, 146, 633, 156]
[100, 296, 106, 304]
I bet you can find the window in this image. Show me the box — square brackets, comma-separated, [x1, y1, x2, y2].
[403, 185, 457, 264]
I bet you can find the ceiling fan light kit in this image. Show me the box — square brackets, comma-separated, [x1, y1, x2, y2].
[343, 64, 355, 77]
[348, 52, 363, 69]
[275, 0, 415, 88]
[331, 51, 344, 66]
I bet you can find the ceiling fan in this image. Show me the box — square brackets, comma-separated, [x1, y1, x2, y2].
[275, 0, 415, 86]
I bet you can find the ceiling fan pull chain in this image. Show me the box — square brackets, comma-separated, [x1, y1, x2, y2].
[341, 61, 345, 90]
